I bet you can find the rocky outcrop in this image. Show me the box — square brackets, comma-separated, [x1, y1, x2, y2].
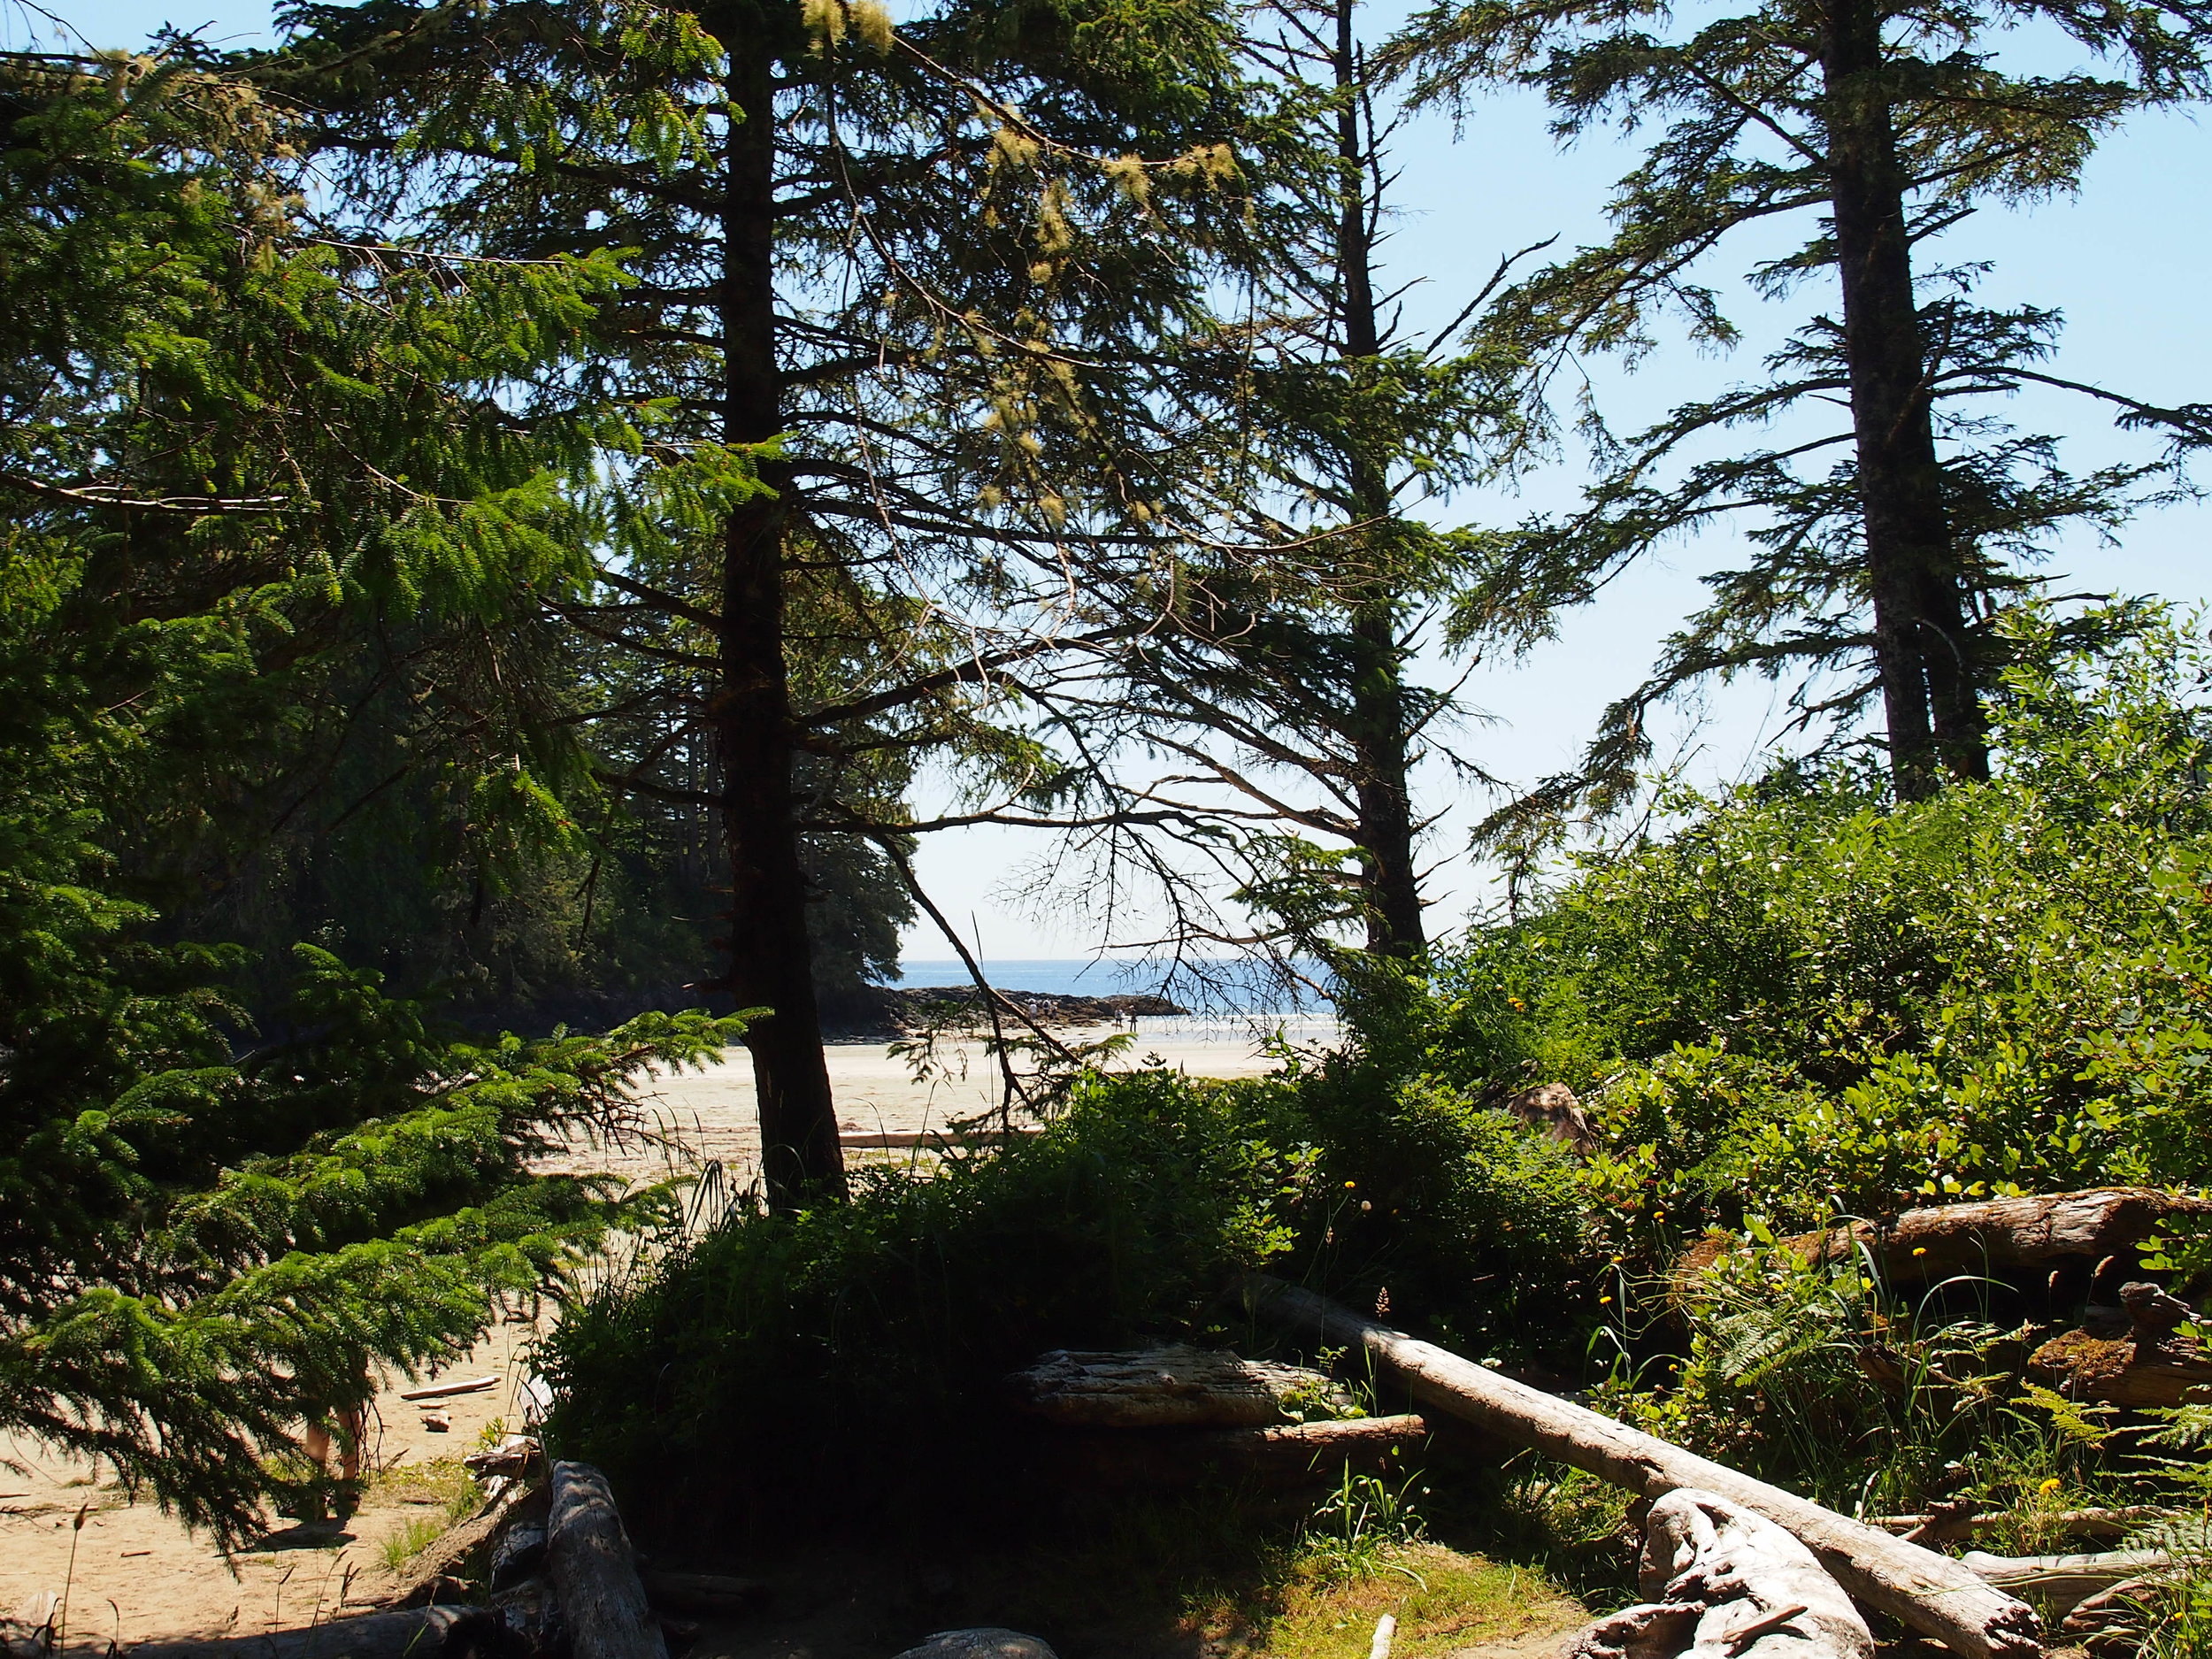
[819, 984, 1184, 1039]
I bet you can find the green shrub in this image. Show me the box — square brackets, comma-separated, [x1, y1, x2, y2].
[541, 1066, 1311, 1530]
[541, 1055, 1592, 1533]
[1397, 611, 2212, 1233]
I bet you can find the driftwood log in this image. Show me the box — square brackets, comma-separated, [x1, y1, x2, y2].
[390, 1475, 538, 1608]
[546, 1461, 669, 1659]
[1962, 1548, 2174, 1613]
[1677, 1188, 2212, 1288]
[2028, 1327, 2212, 1407]
[1009, 1345, 1347, 1427]
[121, 1608, 480, 1659]
[1245, 1275, 2044, 1659]
[1564, 1488, 1874, 1659]
[1049, 1413, 1430, 1486]
[1873, 1506, 2169, 1542]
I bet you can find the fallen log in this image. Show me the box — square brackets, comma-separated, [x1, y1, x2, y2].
[1873, 1507, 2170, 1542]
[2060, 1578, 2159, 1652]
[1048, 1413, 1429, 1487]
[1563, 1488, 1873, 1659]
[2027, 1329, 2212, 1407]
[1962, 1548, 2172, 1613]
[1009, 1345, 1348, 1427]
[640, 1570, 771, 1616]
[1244, 1275, 2043, 1659]
[1676, 1187, 2212, 1288]
[547, 1460, 669, 1659]
[389, 1474, 534, 1609]
[122, 1607, 480, 1659]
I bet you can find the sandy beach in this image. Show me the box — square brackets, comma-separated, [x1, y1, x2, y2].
[609, 1013, 1340, 1186]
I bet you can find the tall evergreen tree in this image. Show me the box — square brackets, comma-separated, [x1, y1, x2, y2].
[0, 46, 735, 1541]
[1031, 0, 1524, 965]
[1395, 0, 2212, 812]
[274, 0, 1256, 1204]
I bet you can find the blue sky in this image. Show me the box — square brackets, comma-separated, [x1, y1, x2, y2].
[63, 0, 2212, 956]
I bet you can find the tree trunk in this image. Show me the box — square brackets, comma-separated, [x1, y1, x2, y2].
[718, 24, 843, 1206]
[1245, 1276, 2045, 1659]
[1333, 0, 1425, 956]
[1819, 0, 1987, 796]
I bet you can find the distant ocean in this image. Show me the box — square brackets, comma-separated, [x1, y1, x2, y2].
[894, 958, 1333, 1017]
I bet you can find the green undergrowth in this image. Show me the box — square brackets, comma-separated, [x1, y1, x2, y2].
[545, 617, 2212, 1641]
[687, 1475, 1588, 1659]
[542, 1064, 1591, 1534]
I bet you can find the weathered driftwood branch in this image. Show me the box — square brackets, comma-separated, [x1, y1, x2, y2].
[1873, 1506, 2170, 1542]
[123, 1608, 480, 1659]
[1009, 1345, 1347, 1427]
[2059, 1578, 2159, 1647]
[1050, 1413, 1430, 1486]
[1962, 1548, 2173, 1612]
[389, 1473, 534, 1608]
[547, 1460, 669, 1659]
[1244, 1275, 2043, 1659]
[1564, 1488, 1873, 1659]
[400, 1374, 502, 1402]
[1678, 1188, 2212, 1287]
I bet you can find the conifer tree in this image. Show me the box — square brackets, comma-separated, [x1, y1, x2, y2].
[1395, 0, 2212, 812]
[0, 47, 738, 1541]
[273, 0, 1256, 1204]
[1033, 0, 1525, 964]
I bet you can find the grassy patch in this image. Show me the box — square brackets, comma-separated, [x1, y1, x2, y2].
[372, 1457, 479, 1523]
[380, 1516, 448, 1576]
[371, 1457, 480, 1575]
[1197, 1543, 1581, 1659]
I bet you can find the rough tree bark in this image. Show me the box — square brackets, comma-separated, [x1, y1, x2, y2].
[1009, 1345, 1348, 1426]
[1675, 1188, 2212, 1288]
[1332, 0, 1425, 957]
[1245, 1276, 2044, 1659]
[546, 1461, 670, 1659]
[716, 14, 844, 1206]
[1819, 0, 1987, 796]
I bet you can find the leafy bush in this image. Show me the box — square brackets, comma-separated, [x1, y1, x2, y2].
[1391, 610, 2212, 1233]
[541, 1067, 1310, 1528]
[542, 1055, 1590, 1532]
